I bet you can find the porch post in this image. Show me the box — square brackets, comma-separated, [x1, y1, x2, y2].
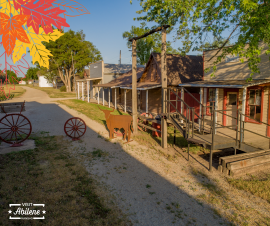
[146, 90, 149, 113]
[102, 88, 104, 106]
[241, 87, 247, 141]
[115, 88, 117, 109]
[204, 88, 207, 115]
[124, 89, 127, 112]
[181, 87, 184, 123]
[109, 88, 111, 108]
[98, 87, 100, 104]
[87, 81, 90, 103]
[82, 81, 84, 101]
[77, 82, 80, 99]
[93, 82, 95, 100]
[199, 87, 203, 132]
[215, 88, 219, 134]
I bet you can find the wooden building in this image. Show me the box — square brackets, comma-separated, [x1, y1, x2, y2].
[178, 42, 270, 143]
[117, 53, 204, 114]
[76, 61, 144, 102]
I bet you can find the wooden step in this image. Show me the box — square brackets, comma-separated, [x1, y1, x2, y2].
[227, 153, 270, 171]
[230, 161, 270, 176]
[219, 150, 270, 174]
[219, 150, 270, 165]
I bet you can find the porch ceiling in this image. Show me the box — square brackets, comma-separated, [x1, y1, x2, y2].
[178, 79, 270, 88]
[119, 82, 161, 90]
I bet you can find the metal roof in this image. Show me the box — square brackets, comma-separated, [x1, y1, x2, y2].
[178, 79, 270, 88]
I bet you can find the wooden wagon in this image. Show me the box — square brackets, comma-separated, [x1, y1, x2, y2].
[0, 101, 32, 147]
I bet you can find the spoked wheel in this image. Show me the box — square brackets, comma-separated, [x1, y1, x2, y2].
[0, 114, 32, 146]
[64, 117, 86, 141]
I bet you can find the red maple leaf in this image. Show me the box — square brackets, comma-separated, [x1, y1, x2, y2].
[0, 42, 30, 99]
[0, 13, 30, 56]
[13, 0, 70, 34]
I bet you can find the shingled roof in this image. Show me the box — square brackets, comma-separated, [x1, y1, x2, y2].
[94, 67, 145, 88]
[140, 53, 203, 86]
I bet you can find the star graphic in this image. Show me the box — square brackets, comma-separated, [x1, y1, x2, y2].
[8, 210, 12, 214]
[42, 210, 46, 214]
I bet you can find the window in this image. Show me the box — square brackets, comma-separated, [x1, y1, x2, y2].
[207, 88, 215, 114]
[247, 89, 262, 122]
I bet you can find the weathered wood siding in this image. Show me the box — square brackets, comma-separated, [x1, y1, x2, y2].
[204, 43, 270, 80]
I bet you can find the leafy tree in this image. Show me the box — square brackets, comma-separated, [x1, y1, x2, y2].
[39, 29, 102, 92]
[0, 70, 19, 84]
[132, 0, 270, 77]
[25, 67, 39, 81]
[123, 22, 180, 65]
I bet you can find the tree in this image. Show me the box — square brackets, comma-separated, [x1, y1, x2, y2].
[40, 30, 102, 92]
[123, 22, 180, 65]
[1, 70, 19, 84]
[25, 67, 39, 81]
[132, 0, 270, 77]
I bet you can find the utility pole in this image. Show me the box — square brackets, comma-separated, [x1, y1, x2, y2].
[132, 40, 137, 134]
[161, 27, 168, 149]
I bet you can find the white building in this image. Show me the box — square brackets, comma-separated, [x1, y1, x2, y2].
[39, 75, 53, 87]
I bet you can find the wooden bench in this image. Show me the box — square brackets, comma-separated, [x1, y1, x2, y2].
[218, 150, 270, 176]
[0, 102, 25, 113]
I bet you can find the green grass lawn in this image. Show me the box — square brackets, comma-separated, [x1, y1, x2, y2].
[58, 99, 203, 154]
[1, 84, 26, 98]
[227, 173, 270, 203]
[0, 134, 128, 225]
[26, 85, 76, 98]
[57, 99, 129, 127]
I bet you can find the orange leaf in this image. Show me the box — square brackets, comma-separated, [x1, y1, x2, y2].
[0, 13, 30, 56]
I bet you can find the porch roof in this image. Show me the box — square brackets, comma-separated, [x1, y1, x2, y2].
[178, 79, 270, 88]
[119, 82, 161, 90]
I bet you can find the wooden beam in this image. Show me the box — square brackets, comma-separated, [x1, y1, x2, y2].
[124, 89, 127, 112]
[102, 88, 104, 106]
[146, 90, 149, 113]
[214, 88, 219, 134]
[77, 83, 80, 99]
[82, 81, 84, 101]
[87, 81, 90, 103]
[241, 87, 247, 142]
[129, 25, 170, 42]
[161, 28, 167, 149]
[115, 88, 117, 109]
[199, 87, 203, 132]
[98, 87, 100, 105]
[109, 88, 110, 108]
[132, 39, 138, 134]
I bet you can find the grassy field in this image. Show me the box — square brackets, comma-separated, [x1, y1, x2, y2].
[58, 99, 203, 153]
[26, 85, 76, 98]
[227, 173, 270, 203]
[0, 134, 129, 225]
[1, 85, 26, 98]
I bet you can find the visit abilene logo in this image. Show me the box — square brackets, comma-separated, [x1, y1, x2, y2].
[8, 203, 46, 220]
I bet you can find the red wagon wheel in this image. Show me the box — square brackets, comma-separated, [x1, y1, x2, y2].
[64, 117, 86, 141]
[0, 114, 32, 146]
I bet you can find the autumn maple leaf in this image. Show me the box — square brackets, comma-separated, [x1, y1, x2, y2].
[13, 0, 70, 34]
[0, 12, 30, 56]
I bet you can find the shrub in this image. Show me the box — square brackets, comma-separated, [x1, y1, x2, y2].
[60, 85, 66, 92]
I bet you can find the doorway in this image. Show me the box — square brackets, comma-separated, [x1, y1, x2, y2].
[226, 92, 238, 128]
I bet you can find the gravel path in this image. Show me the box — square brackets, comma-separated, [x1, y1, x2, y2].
[5, 86, 270, 226]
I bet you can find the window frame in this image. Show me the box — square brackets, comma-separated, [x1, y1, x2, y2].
[245, 86, 264, 124]
[206, 88, 216, 116]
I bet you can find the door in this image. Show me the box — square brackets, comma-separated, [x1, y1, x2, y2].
[226, 92, 238, 128]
